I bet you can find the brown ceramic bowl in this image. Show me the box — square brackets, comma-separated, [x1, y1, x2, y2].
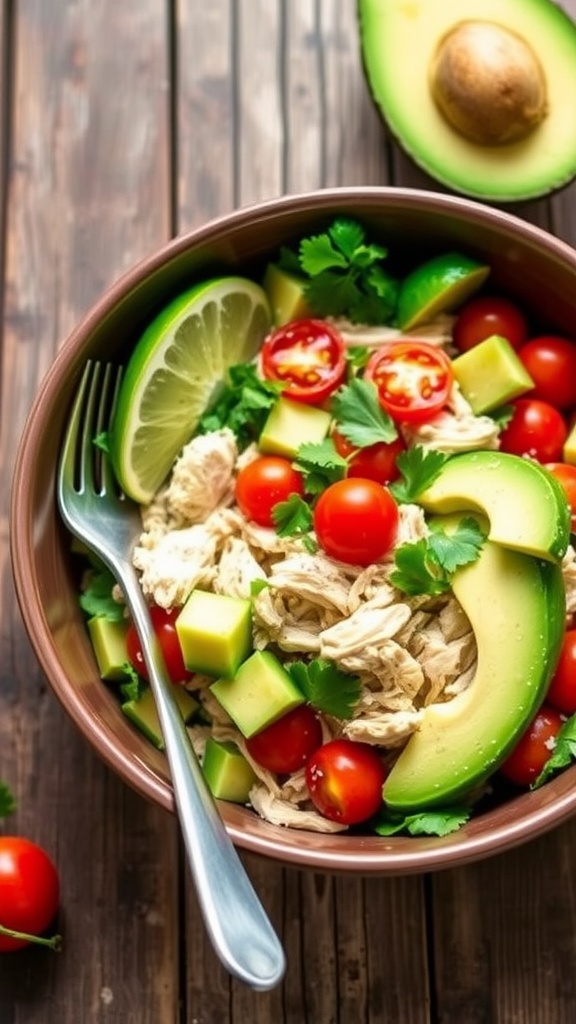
[10, 187, 576, 874]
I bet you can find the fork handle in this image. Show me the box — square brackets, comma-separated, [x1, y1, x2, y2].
[122, 570, 286, 990]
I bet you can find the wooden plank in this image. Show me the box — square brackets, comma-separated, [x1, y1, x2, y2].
[0, 2, 178, 1022]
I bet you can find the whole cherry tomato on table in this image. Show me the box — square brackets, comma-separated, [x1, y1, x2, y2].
[499, 399, 567, 463]
[127, 605, 192, 684]
[246, 705, 323, 774]
[546, 630, 576, 715]
[332, 429, 406, 484]
[305, 739, 387, 825]
[453, 295, 529, 352]
[499, 705, 564, 788]
[0, 837, 60, 952]
[260, 318, 347, 404]
[517, 335, 576, 409]
[235, 455, 305, 528]
[364, 341, 453, 425]
[313, 477, 399, 566]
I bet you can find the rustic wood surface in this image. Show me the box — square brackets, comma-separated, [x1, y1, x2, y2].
[2, 2, 576, 1021]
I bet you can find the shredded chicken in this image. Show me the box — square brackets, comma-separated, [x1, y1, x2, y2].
[402, 383, 500, 454]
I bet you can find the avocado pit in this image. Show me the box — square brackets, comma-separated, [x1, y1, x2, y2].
[429, 20, 548, 146]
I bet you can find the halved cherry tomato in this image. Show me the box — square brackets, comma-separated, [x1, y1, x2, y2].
[547, 631, 576, 715]
[313, 477, 399, 566]
[127, 605, 192, 684]
[260, 318, 346, 404]
[235, 455, 305, 527]
[545, 463, 576, 532]
[518, 335, 576, 409]
[364, 341, 453, 425]
[332, 429, 406, 484]
[246, 705, 323, 773]
[0, 837, 60, 952]
[499, 705, 564, 788]
[305, 739, 386, 825]
[499, 399, 567, 463]
[453, 295, 528, 352]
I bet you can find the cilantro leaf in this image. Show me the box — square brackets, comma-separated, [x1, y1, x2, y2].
[196, 363, 282, 449]
[0, 781, 16, 818]
[532, 713, 576, 788]
[282, 217, 399, 326]
[272, 493, 315, 544]
[390, 517, 486, 596]
[374, 805, 471, 837]
[331, 378, 397, 447]
[389, 446, 450, 503]
[293, 438, 348, 495]
[287, 659, 361, 719]
[80, 566, 125, 621]
[120, 664, 146, 703]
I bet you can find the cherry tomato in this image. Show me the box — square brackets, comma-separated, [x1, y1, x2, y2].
[246, 705, 323, 773]
[499, 399, 567, 463]
[313, 478, 399, 566]
[260, 318, 347, 404]
[127, 605, 192, 684]
[453, 295, 529, 352]
[547, 631, 576, 715]
[332, 429, 406, 484]
[0, 838, 60, 952]
[499, 705, 564, 787]
[305, 739, 386, 825]
[235, 455, 305, 527]
[545, 463, 576, 531]
[364, 341, 453, 425]
[518, 335, 576, 410]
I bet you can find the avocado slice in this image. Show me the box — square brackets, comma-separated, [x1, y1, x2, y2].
[358, 0, 576, 201]
[451, 334, 534, 414]
[383, 520, 566, 811]
[202, 737, 257, 803]
[417, 451, 570, 562]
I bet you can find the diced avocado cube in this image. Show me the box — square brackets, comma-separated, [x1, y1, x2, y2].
[564, 420, 576, 465]
[451, 334, 534, 414]
[122, 685, 199, 751]
[176, 589, 252, 678]
[210, 650, 304, 738]
[202, 737, 257, 802]
[263, 262, 311, 326]
[259, 396, 332, 458]
[87, 616, 130, 681]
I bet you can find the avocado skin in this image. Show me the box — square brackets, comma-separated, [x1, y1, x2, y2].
[357, 0, 576, 201]
[383, 534, 565, 812]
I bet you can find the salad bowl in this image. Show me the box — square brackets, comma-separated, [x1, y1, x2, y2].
[11, 186, 576, 874]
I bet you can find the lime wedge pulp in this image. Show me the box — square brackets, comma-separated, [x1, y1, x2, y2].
[397, 252, 490, 331]
[110, 276, 272, 504]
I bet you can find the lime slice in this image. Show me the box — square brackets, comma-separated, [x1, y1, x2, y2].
[396, 252, 489, 330]
[110, 276, 272, 503]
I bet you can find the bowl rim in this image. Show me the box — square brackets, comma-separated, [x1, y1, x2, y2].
[11, 185, 576, 874]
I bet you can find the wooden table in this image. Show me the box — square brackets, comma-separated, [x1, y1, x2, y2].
[3, 2, 576, 1021]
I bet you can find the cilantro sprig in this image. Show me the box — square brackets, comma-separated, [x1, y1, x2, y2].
[272, 494, 316, 552]
[374, 805, 471, 837]
[287, 659, 361, 720]
[80, 565, 125, 621]
[532, 713, 576, 788]
[331, 378, 398, 448]
[390, 517, 487, 596]
[389, 445, 450, 504]
[196, 363, 282, 449]
[279, 217, 399, 325]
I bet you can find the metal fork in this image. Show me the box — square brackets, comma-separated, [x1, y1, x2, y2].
[57, 360, 286, 990]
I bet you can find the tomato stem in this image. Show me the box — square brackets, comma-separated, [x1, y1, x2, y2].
[0, 921, 62, 951]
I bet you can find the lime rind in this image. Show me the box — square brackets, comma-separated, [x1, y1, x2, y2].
[110, 277, 272, 503]
[397, 252, 490, 330]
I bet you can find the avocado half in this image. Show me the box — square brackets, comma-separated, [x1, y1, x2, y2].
[358, 0, 576, 202]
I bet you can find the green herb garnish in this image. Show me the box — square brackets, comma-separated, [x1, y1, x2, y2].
[374, 805, 471, 837]
[532, 713, 576, 788]
[272, 493, 316, 551]
[279, 217, 399, 325]
[196, 363, 282, 449]
[389, 445, 450, 504]
[331, 378, 398, 448]
[287, 659, 361, 719]
[390, 516, 487, 596]
[293, 437, 348, 495]
[80, 566, 125, 621]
